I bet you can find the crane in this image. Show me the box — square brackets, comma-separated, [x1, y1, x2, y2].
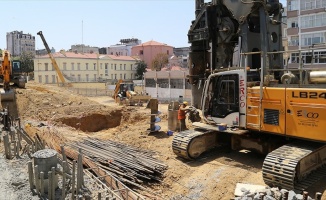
[37, 31, 66, 86]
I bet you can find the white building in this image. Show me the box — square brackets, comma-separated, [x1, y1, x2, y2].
[108, 38, 141, 56]
[144, 67, 191, 102]
[6, 31, 35, 56]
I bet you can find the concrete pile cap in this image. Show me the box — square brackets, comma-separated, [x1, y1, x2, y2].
[32, 149, 58, 158]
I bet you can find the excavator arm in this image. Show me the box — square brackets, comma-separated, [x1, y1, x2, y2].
[2, 51, 11, 92]
[37, 31, 66, 85]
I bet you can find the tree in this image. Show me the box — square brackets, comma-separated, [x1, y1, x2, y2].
[19, 51, 34, 74]
[135, 60, 147, 80]
[151, 53, 169, 71]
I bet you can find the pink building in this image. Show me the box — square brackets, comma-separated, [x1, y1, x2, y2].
[131, 40, 173, 69]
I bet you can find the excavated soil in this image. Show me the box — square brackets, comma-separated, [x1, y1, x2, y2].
[0, 82, 325, 200]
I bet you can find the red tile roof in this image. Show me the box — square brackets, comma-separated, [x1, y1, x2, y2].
[37, 51, 136, 61]
[135, 40, 173, 47]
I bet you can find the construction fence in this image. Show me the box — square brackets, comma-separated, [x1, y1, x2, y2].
[67, 88, 113, 97]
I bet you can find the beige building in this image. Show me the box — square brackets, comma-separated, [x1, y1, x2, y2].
[34, 50, 138, 84]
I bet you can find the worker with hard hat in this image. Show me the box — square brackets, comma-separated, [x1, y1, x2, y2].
[178, 101, 190, 131]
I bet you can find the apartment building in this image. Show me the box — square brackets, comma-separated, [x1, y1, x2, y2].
[6, 31, 35, 57]
[34, 50, 138, 84]
[108, 38, 141, 56]
[287, 0, 326, 69]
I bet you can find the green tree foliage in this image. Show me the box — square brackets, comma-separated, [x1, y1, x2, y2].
[135, 60, 147, 80]
[19, 51, 34, 74]
[151, 53, 169, 71]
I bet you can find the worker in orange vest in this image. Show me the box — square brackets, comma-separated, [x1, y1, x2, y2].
[178, 101, 190, 131]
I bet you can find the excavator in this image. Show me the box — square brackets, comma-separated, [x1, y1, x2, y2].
[113, 79, 151, 106]
[0, 50, 25, 102]
[172, 0, 326, 191]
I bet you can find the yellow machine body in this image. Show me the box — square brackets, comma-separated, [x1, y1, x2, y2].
[247, 87, 326, 142]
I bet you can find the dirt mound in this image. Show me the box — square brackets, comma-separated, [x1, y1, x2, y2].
[57, 111, 122, 132]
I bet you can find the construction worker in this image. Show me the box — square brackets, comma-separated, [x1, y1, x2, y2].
[178, 101, 190, 131]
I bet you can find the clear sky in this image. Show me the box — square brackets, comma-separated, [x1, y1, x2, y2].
[1, 0, 287, 51]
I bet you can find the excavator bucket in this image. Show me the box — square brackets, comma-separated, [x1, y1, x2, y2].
[0, 89, 15, 102]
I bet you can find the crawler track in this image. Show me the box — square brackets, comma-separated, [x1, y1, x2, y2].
[172, 129, 219, 160]
[262, 141, 326, 191]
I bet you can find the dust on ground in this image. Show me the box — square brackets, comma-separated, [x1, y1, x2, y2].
[0, 82, 325, 200]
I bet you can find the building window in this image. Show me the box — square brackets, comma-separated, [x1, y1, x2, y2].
[120, 74, 122, 79]
[111, 64, 113, 69]
[71, 63, 75, 70]
[288, 17, 298, 28]
[105, 65, 108, 76]
[315, 51, 326, 63]
[38, 75, 42, 83]
[115, 74, 117, 79]
[300, 0, 326, 10]
[77, 63, 80, 70]
[167, 50, 169, 55]
[124, 74, 126, 79]
[301, 32, 325, 46]
[86, 63, 89, 70]
[86, 74, 89, 82]
[78, 74, 81, 82]
[45, 63, 48, 71]
[290, 53, 300, 63]
[288, 0, 299, 11]
[289, 36, 299, 46]
[93, 63, 96, 70]
[52, 75, 55, 83]
[120, 64, 122, 70]
[130, 64, 133, 70]
[124, 64, 126, 70]
[139, 50, 143, 55]
[94, 74, 96, 81]
[111, 74, 113, 79]
[301, 13, 326, 29]
[100, 63, 103, 69]
[114, 64, 117, 70]
[45, 75, 49, 84]
[63, 63, 67, 70]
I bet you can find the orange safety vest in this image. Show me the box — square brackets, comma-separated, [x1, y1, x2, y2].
[178, 108, 186, 120]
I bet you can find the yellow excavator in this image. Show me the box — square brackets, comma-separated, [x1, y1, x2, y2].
[113, 79, 151, 106]
[0, 50, 25, 102]
[172, 0, 326, 191]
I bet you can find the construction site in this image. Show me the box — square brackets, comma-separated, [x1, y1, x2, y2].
[1, 0, 326, 199]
